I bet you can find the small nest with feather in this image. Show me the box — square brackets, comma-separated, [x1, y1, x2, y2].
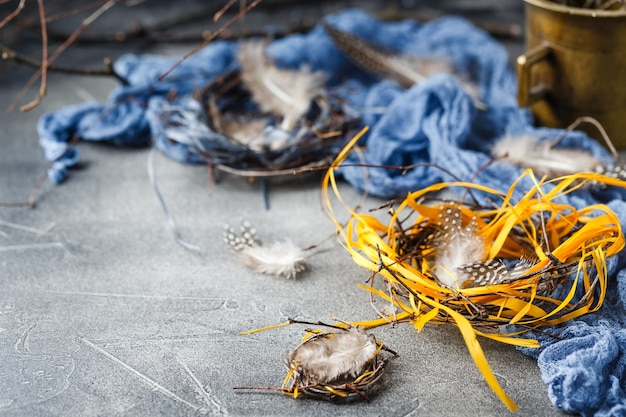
[281, 325, 396, 401]
[235, 322, 397, 401]
[151, 40, 360, 178]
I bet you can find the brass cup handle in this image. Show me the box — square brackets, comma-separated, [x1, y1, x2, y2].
[517, 43, 551, 107]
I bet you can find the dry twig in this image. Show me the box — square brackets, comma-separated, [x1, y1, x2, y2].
[157, 0, 263, 81]
[8, 0, 121, 113]
[0, 0, 25, 30]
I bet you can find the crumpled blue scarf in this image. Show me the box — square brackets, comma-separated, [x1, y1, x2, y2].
[37, 8, 626, 415]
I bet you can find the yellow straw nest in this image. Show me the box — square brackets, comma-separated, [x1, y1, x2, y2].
[236, 320, 397, 401]
[322, 129, 625, 411]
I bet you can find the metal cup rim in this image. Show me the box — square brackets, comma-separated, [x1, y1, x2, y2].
[524, 0, 626, 17]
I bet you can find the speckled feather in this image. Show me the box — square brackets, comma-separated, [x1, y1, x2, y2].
[460, 258, 534, 287]
[324, 23, 483, 107]
[224, 221, 305, 279]
[423, 203, 536, 288]
[428, 203, 485, 288]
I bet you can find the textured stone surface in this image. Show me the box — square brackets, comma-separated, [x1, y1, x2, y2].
[0, 1, 568, 416]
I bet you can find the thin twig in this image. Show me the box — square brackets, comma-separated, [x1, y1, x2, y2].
[35, 0, 48, 109]
[157, 0, 262, 82]
[0, 169, 48, 208]
[0, 0, 25, 29]
[12, 0, 49, 112]
[214, 0, 238, 22]
[0, 134, 81, 209]
[44, 0, 109, 22]
[551, 116, 620, 162]
[8, 0, 120, 113]
[0, 43, 118, 77]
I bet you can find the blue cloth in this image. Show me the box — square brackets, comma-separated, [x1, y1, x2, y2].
[37, 41, 236, 183]
[36, 8, 626, 415]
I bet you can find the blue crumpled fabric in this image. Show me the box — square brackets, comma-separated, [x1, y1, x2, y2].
[37, 8, 626, 415]
[37, 41, 236, 183]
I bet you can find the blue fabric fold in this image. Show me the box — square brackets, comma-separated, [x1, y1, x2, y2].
[518, 199, 626, 416]
[36, 8, 626, 415]
[37, 41, 236, 183]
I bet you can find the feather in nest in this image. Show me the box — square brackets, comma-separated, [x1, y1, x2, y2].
[207, 97, 270, 151]
[493, 117, 626, 182]
[234, 321, 395, 400]
[492, 133, 605, 178]
[288, 326, 378, 383]
[237, 41, 325, 131]
[429, 204, 485, 288]
[223, 221, 305, 279]
[425, 203, 535, 288]
[323, 23, 485, 109]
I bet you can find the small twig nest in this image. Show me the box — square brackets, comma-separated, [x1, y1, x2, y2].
[235, 321, 397, 401]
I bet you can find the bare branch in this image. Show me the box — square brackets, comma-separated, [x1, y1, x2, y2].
[8, 0, 121, 113]
[0, 169, 48, 208]
[214, 0, 238, 22]
[0, 0, 25, 30]
[157, 0, 263, 81]
[0, 43, 118, 77]
[44, 0, 109, 23]
[20, 0, 49, 112]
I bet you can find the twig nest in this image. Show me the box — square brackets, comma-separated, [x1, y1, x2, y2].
[323, 162, 625, 410]
[149, 40, 361, 177]
[282, 325, 395, 400]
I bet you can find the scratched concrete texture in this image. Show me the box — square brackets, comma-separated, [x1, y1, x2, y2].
[0, 1, 570, 416]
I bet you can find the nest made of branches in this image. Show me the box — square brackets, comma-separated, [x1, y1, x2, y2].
[280, 327, 395, 401]
[322, 132, 626, 410]
[152, 68, 361, 178]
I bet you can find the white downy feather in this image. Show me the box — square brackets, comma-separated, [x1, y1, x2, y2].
[237, 41, 324, 131]
[224, 222, 306, 279]
[233, 240, 305, 279]
[289, 327, 378, 383]
[492, 133, 602, 177]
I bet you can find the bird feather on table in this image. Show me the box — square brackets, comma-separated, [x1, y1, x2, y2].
[223, 221, 306, 279]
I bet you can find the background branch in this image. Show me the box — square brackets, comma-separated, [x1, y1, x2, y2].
[1, 43, 118, 77]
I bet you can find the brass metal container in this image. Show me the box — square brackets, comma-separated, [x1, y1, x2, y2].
[518, 0, 626, 147]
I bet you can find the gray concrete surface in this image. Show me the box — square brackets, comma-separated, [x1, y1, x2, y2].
[0, 1, 569, 416]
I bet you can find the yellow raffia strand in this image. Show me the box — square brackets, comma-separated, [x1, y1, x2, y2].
[239, 321, 291, 335]
[324, 386, 348, 397]
[301, 329, 323, 343]
[354, 370, 375, 383]
[282, 366, 299, 398]
[321, 137, 625, 411]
